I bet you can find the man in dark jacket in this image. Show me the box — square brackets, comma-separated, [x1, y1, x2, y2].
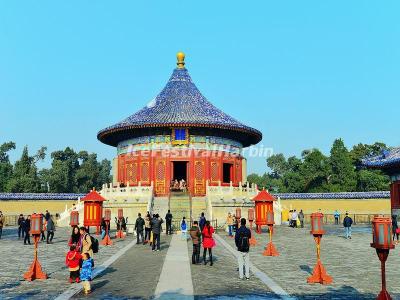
[23, 215, 31, 245]
[46, 215, 55, 244]
[199, 212, 206, 232]
[18, 214, 25, 239]
[343, 212, 353, 239]
[189, 221, 201, 264]
[135, 213, 145, 244]
[165, 210, 173, 235]
[235, 218, 251, 280]
[151, 214, 164, 251]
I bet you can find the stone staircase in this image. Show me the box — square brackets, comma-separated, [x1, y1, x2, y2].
[191, 197, 207, 221]
[169, 192, 191, 221]
[152, 197, 169, 217]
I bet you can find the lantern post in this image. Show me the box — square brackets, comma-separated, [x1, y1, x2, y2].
[102, 209, 113, 246]
[371, 216, 395, 300]
[235, 207, 241, 234]
[70, 211, 79, 227]
[263, 201, 279, 256]
[23, 214, 48, 281]
[248, 208, 257, 246]
[82, 188, 105, 235]
[115, 208, 125, 239]
[307, 212, 333, 285]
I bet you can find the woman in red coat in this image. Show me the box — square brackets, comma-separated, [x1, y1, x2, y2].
[202, 221, 215, 266]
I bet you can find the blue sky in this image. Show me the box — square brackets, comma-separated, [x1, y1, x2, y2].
[0, 1, 399, 175]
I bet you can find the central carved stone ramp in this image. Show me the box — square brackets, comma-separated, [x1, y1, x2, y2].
[169, 191, 191, 221]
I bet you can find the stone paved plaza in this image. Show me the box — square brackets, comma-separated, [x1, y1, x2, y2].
[0, 224, 399, 299]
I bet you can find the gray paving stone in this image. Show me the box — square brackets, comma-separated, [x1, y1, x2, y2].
[219, 225, 400, 300]
[0, 227, 134, 299]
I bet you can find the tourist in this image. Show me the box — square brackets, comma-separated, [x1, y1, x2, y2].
[233, 214, 238, 233]
[0, 211, 4, 239]
[202, 220, 215, 266]
[100, 218, 106, 239]
[151, 214, 164, 251]
[334, 210, 340, 225]
[68, 225, 81, 248]
[144, 212, 152, 244]
[79, 227, 93, 258]
[45, 210, 50, 221]
[298, 209, 305, 228]
[80, 253, 93, 294]
[65, 244, 82, 283]
[199, 212, 206, 233]
[392, 215, 399, 244]
[135, 213, 145, 245]
[181, 217, 188, 240]
[343, 212, 353, 239]
[41, 213, 46, 241]
[291, 210, 298, 228]
[165, 210, 173, 235]
[235, 218, 251, 280]
[121, 216, 127, 232]
[189, 221, 201, 264]
[46, 215, 55, 244]
[23, 215, 31, 245]
[288, 210, 293, 227]
[17, 214, 25, 239]
[226, 212, 234, 237]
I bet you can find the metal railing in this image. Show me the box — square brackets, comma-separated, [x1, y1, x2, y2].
[299, 214, 391, 225]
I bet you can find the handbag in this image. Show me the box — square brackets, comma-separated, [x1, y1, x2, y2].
[396, 228, 400, 234]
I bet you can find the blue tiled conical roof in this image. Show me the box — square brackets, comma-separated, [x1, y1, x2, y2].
[362, 147, 400, 169]
[98, 66, 262, 147]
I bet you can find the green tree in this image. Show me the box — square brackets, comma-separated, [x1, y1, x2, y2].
[357, 169, 390, 191]
[330, 139, 356, 191]
[267, 154, 288, 178]
[7, 146, 42, 192]
[0, 141, 16, 191]
[300, 149, 331, 192]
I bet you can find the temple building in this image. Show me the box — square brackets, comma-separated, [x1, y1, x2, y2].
[362, 147, 400, 216]
[96, 52, 264, 221]
[98, 52, 261, 197]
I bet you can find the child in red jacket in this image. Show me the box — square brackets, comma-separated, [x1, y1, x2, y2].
[65, 244, 82, 283]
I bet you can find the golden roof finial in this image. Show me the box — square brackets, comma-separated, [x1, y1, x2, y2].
[177, 52, 185, 69]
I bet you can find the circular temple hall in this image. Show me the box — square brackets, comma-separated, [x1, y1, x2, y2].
[97, 53, 262, 197]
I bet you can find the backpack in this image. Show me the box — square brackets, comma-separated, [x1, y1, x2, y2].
[181, 222, 187, 231]
[238, 230, 250, 252]
[86, 234, 99, 253]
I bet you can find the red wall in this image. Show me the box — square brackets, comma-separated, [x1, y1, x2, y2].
[116, 150, 243, 196]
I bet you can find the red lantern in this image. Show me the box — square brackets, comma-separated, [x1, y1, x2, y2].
[82, 189, 105, 235]
[370, 216, 395, 300]
[104, 209, 111, 221]
[266, 209, 274, 225]
[118, 209, 124, 220]
[30, 214, 43, 235]
[235, 208, 241, 221]
[248, 208, 257, 246]
[310, 212, 325, 235]
[248, 208, 255, 223]
[70, 211, 79, 227]
[371, 217, 394, 250]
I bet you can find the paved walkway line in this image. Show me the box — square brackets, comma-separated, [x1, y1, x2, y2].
[54, 239, 137, 300]
[214, 234, 296, 300]
[154, 234, 194, 300]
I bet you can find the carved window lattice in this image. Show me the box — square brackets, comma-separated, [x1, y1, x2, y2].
[211, 162, 219, 182]
[141, 162, 150, 182]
